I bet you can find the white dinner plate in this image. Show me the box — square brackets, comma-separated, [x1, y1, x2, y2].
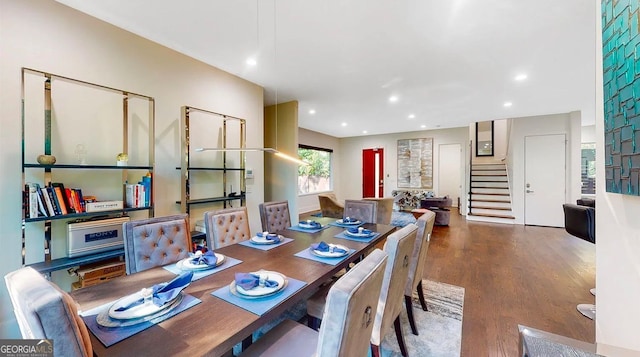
[250, 235, 283, 245]
[230, 271, 287, 298]
[108, 290, 177, 320]
[298, 222, 321, 229]
[310, 244, 350, 258]
[345, 230, 374, 238]
[336, 219, 361, 225]
[177, 253, 225, 271]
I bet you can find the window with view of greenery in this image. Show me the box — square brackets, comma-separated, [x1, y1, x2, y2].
[298, 145, 332, 194]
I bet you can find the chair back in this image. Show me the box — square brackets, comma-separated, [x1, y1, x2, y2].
[204, 207, 251, 249]
[405, 210, 436, 296]
[318, 193, 344, 218]
[370, 224, 418, 345]
[258, 200, 292, 232]
[316, 249, 388, 357]
[562, 204, 595, 244]
[364, 197, 394, 225]
[123, 214, 191, 274]
[344, 199, 378, 224]
[4, 267, 92, 357]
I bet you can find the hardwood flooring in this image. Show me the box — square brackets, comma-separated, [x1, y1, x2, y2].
[426, 212, 595, 356]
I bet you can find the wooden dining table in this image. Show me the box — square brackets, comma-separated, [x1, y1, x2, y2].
[70, 217, 397, 356]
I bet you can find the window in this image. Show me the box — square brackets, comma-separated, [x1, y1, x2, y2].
[298, 145, 332, 194]
[581, 143, 596, 195]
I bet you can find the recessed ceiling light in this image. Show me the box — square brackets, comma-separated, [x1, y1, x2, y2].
[309, 109, 316, 115]
[246, 58, 257, 66]
[362, 130, 368, 134]
[514, 74, 527, 81]
[341, 122, 347, 127]
[408, 114, 415, 119]
[420, 124, 426, 128]
[504, 102, 513, 107]
[389, 95, 399, 103]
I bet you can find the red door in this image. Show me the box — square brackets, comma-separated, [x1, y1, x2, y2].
[362, 148, 384, 198]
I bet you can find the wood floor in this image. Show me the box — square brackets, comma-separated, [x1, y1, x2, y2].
[426, 212, 596, 356]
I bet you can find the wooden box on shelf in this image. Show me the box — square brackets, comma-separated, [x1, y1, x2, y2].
[71, 258, 126, 290]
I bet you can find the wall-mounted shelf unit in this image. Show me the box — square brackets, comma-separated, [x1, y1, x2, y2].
[177, 106, 246, 225]
[21, 67, 155, 275]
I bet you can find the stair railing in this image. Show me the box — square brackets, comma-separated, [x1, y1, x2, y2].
[468, 140, 473, 216]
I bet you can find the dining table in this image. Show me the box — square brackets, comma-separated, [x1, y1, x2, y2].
[70, 217, 397, 356]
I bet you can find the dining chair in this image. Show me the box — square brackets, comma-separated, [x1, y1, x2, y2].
[123, 214, 191, 274]
[204, 206, 251, 249]
[404, 209, 436, 335]
[306, 224, 417, 357]
[241, 249, 388, 357]
[318, 193, 344, 218]
[364, 197, 394, 225]
[258, 200, 292, 232]
[4, 266, 93, 357]
[344, 199, 378, 224]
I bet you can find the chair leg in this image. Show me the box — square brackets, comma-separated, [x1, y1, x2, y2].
[404, 295, 419, 335]
[242, 335, 252, 350]
[417, 280, 428, 311]
[371, 343, 382, 357]
[307, 315, 321, 330]
[394, 315, 409, 357]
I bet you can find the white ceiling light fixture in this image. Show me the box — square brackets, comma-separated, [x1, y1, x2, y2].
[341, 122, 347, 127]
[420, 124, 426, 128]
[408, 114, 415, 119]
[514, 73, 528, 81]
[309, 109, 316, 114]
[504, 102, 513, 107]
[362, 130, 368, 134]
[246, 58, 257, 66]
[389, 95, 399, 103]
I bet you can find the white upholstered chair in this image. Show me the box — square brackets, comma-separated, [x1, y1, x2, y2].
[123, 214, 191, 274]
[241, 249, 388, 357]
[344, 199, 378, 224]
[4, 267, 93, 357]
[258, 200, 292, 232]
[404, 209, 436, 335]
[204, 206, 251, 249]
[364, 197, 395, 225]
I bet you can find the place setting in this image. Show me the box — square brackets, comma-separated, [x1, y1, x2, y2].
[80, 271, 201, 347]
[334, 226, 381, 242]
[294, 241, 355, 266]
[211, 270, 307, 316]
[287, 219, 330, 233]
[163, 249, 243, 281]
[329, 216, 365, 228]
[237, 231, 294, 251]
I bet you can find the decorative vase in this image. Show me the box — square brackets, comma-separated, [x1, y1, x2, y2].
[37, 154, 56, 165]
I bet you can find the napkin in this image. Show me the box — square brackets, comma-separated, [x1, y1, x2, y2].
[311, 241, 347, 254]
[300, 220, 321, 229]
[342, 217, 358, 223]
[347, 227, 372, 235]
[115, 271, 194, 311]
[190, 250, 217, 266]
[257, 232, 281, 243]
[235, 272, 279, 290]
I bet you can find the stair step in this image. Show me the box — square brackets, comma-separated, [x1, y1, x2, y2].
[471, 168, 506, 171]
[469, 205, 512, 210]
[471, 173, 507, 176]
[469, 192, 510, 196]
[470, 180, 508, 183]
[469, 198, 511, 203]
[468, 212, 515, 219]
[471, 186, 509, 189]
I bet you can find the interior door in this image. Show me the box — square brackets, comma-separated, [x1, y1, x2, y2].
[439, 143, 461, 207]
[525, 134, 565, 227]
[362, 148, 384, 198]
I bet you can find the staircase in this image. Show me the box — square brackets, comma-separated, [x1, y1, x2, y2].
[467, 163, 515, 224]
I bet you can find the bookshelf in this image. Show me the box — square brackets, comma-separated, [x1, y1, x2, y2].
[176, 106, 246, 235]
[21, 68, 155, 275]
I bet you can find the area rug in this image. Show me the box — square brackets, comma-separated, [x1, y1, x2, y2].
[380, 280, 465, 357]
[391, 211, 417, 227]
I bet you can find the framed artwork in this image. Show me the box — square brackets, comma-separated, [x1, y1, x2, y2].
[397, 138, 433, 188]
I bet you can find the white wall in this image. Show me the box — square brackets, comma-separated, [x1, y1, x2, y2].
[582, 124, 596, 143]
[594, 1, 640, 353]
[0, 0, 264, 337]
[298, 128, 341, 214]
[508, 112, 582, 225]
[338, 127, 469, 212]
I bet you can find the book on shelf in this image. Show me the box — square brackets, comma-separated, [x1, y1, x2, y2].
[27, 183, 39, 218]
[40, 187, 56, 216]
[45, 187, 61, 215]
[85, 200, 124, 212]
[125, 180, 150, 209]
[52, 185, 68, 215]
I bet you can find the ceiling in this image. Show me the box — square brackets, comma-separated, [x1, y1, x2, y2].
[56, 0, 596, 138]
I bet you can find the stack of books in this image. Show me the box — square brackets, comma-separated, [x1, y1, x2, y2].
[25, 182, 87, 218]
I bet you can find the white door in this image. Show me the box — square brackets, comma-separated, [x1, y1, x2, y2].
[525, 134, 565, 227]
[439, 144, 461, 207]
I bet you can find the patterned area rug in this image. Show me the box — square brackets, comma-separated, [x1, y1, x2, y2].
[381, 280, 465, 357]
[391, 211, 418, 227]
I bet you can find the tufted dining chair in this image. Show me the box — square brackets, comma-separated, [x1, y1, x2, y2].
[404, 209, 436, 335]
[258, 200, 292, 232]
[123, 214, 191, 275]
[204, 206, 251, 249]
[344, 199, 378, 224]
[241, 249, 388, 357]
[4, 267, 93, 357]
[364, 197, 395, 225]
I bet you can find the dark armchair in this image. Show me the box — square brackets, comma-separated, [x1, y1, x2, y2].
[562, 203, 595, 244]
